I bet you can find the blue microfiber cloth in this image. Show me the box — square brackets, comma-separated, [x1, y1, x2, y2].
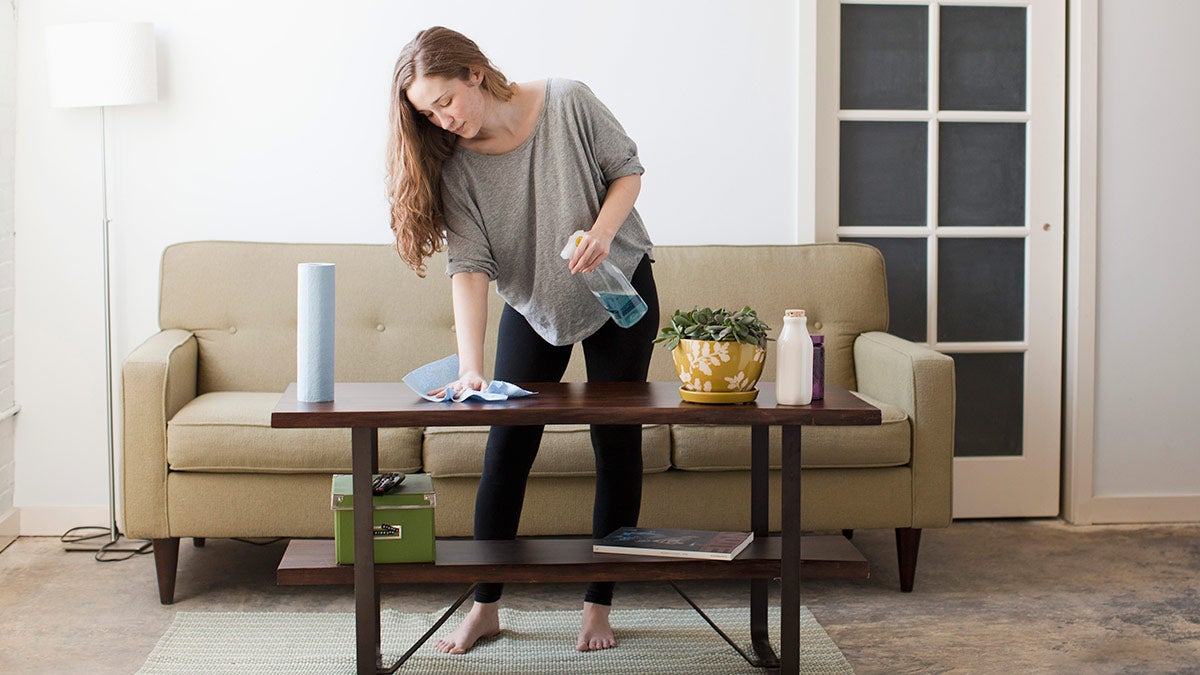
[402, 354, 536, 403]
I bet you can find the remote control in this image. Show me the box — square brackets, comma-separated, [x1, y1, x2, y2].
[371, 472, 405, 495]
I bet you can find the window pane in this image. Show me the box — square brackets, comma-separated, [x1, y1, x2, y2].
[841, 237, 927, 342]
[951, 353, 1024, 457]
[939, 122, 1025, 227]
[840, 121, 927, 227]
[841, 4, 928, 110]
[938, 238, 1024, 342]
[940, 6, 1027, 111]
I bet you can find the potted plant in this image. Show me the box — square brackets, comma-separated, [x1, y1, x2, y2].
[654, 306, 772, 403]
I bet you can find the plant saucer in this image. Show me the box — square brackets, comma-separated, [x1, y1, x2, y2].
[678, 386, 759, 404]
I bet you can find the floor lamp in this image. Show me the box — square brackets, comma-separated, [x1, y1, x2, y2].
[46, 22, 158, 557]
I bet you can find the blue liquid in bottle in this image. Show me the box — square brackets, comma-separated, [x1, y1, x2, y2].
[598, 292, 648, 328]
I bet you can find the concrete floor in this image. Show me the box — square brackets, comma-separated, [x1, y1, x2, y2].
[1, 520, 1198, 674]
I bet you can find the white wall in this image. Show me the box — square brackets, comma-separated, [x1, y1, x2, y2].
[1, 0, 19, 545]
[12, 1, 808, 531]
[1093, 1, 1200, 500]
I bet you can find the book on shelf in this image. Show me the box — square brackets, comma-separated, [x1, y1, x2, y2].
[592, 527, 754, 561]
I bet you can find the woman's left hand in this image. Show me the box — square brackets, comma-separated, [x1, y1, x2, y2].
[569, 229, 614, 275]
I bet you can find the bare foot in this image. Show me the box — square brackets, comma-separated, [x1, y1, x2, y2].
[577, 601, 618, 651]
[434, 601, 501, 654]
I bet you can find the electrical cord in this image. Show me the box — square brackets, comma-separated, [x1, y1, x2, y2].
[60, 525, 110, 544]
[61, 527, 286, 562]
[60, 525, 154, 562]
[95, 537, 153, 562]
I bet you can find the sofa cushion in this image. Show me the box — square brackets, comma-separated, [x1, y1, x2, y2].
[422, 424, 671, 478]
[644, 243, 887, 392]
[671, 392, 910, 470]
[167, 392, 423, 473]
[159, 241, 887, 397]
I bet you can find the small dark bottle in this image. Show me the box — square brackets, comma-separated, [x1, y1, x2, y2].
[811, 335, 825, 400]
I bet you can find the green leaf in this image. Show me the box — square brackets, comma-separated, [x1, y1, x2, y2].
[654, 305, 775, 350]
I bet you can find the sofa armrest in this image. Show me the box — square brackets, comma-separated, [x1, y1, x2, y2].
[853, 331, 955, 528]
[121, 329, 198, 539]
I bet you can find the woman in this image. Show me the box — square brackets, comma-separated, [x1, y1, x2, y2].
[386, 26, 659, 654]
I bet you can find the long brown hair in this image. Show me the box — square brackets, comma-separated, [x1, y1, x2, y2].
[386, 26, 514, 276]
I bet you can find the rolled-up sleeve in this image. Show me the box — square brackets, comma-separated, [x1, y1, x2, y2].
[572, 83, 644, 184]
[441, 169, 498, 279]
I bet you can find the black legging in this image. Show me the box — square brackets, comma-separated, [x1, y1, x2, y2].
[473, 255, 659, 606]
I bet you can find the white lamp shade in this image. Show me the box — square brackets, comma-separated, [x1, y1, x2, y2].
[46, 22, 158, 108]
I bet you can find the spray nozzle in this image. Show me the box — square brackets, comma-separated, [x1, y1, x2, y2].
[559, 230, 587, 260]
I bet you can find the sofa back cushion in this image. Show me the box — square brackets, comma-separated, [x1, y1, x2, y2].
[160, 241, 886, 393]
[161, 242, 472, 393]
[646, 243, 887, 391]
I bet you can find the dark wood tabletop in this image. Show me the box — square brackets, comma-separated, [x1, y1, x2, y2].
[271, 381, 881, 429]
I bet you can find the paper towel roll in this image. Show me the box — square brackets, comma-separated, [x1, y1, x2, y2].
[297, 263, 335, 402]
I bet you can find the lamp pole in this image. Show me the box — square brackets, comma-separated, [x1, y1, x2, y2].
[62, 105, 151, 555]
[99, 104, 121, 546]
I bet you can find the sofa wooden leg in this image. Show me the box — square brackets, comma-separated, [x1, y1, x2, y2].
[192, 537, 205, 548]
[895, 527, 922, 593]
[153, 537, 180, 605]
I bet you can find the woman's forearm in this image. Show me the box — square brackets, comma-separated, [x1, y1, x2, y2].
[568, 174, 642, 274]
[450, 271, 490, 377]
[590, 173, 641, 242]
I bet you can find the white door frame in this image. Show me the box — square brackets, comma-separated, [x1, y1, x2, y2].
[1062, 0, 1099, 524]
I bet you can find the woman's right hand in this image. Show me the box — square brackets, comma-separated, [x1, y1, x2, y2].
[428, 370, 488, 398]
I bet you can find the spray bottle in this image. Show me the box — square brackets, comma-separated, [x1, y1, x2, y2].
[559, 230, 648, 328]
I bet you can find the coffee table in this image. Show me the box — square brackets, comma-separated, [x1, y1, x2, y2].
[272, 381, 880, 674]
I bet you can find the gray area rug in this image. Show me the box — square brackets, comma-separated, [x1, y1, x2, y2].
[139, 606, 853, 674]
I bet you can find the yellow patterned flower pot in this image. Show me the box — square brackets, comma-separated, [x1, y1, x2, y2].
[672, 339, 766, 403]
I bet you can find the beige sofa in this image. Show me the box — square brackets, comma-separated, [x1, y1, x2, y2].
[122, 241, 954, 603]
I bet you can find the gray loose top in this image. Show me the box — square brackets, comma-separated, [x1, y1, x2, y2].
[441, 78, 654, 346]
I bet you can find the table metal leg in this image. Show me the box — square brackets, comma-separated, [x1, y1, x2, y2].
[749, 425, 778, 669]
[781, 425, 802, 675]
[352, 427, 381, 674]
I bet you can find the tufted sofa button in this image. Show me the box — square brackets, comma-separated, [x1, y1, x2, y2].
[376, 324, 386, 332]
[228, 326, 237, 334]
[812, 321, 822, 331]
[450, 324, 456, 333]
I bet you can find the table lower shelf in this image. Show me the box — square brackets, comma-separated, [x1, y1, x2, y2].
[277, 535, 869, 586]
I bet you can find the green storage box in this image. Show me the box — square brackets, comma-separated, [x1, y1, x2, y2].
[331, 473, 435, 564]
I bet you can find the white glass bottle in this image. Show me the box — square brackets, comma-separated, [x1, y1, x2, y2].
[776, 309, 813, 405]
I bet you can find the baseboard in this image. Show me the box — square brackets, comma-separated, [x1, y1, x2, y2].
[1085, 494, 1200, 524]
[0, 507, 17, 553]
[16, 506, 110, 536]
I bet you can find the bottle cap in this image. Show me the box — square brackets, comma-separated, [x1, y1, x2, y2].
[785, 309, 806, 318]
[811, 334, 824, 345]
[559, 230, 587, 260]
